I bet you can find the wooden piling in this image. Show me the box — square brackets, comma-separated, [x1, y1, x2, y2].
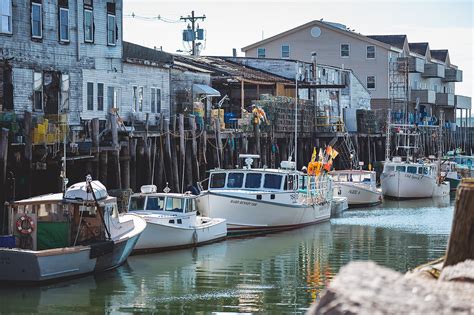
[120, 141, 130, 189]
[91, 118, 100, 179]
[109, 113, 121, 189]
[179, 114, 185, 192]
[189, 115, 199, 182]
[129, 138, 137, 192]
[99, 151, 108, 185]
[24, 111, 33, 197]
[444, 178, 474, 268]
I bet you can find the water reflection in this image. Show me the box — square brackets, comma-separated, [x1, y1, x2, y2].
[0, 199, 454, 313]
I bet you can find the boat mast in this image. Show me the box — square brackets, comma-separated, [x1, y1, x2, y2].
[385, 109, 391, 161]
[294, 61, 299, 171]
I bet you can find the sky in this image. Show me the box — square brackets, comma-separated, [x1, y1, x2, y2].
[123, 0, 474, 97]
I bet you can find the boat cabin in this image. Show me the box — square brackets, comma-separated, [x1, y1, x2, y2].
[5, 181, 118, 251]
[331, 170, 377, 188]
[383, 162, 436, 176]
[129, 186, 197, 215]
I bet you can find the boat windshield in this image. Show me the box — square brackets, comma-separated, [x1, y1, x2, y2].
[210, 173, 226, 188]
[245, 173, 262, 189]
[263, 174, 282, 190]
[385, 165, 395, 172]
[129, 196, 146, 211]
[407, 166, 417, 174]
[165, 197, 185, 213]
[146, 196, 165, 211]
[227, 172, 244, 188]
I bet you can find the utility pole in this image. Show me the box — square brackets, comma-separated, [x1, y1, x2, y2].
[180, 11, 206, 56]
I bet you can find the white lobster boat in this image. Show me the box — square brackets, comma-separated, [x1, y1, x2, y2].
[381, 158, 450, 199]
[0, 178, 146, 283]
[196, 156, 333, 235]
[331, 170, 382, 207]
[128, 185, 227, 252]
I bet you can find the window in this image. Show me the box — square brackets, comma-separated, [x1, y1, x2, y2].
[281, 45, 290, 58]
[138, 86, 143, 112]
[107, 14, 116, 45]
[245, 173, 262, 189]
[396, 166, 406, 172]
[86, 82, 93, 110]
[97, 83, 104, 111]
[366, 45, 375, 59]
[151, 88, 161, 113]
[407, 166, 417, 174]
[31, 2, 42, 39]
[146, 196, 165, 210]
[132, 86, 137, 111]
[367, 76, 376, 89]
[165, 197, 185, 213]
[60, 73, 69, 112]
[227, 173, 244, 188]
[0, 0, 12, 34]
[59, 7, 69, 42]
[210, 173, 226, 188]
[185, 200, 194, 213]
[257, 48, 265, 58]
[264, 174, 282, 190]
[340, 44, 350, 57]
[129, 196, 146, 211]
[33, 72, 43, 111]
[107, 2, 116, 45]
[84, 9, 93, 42]
[107, 86, 118, 111]
[385, 165, 394, 172]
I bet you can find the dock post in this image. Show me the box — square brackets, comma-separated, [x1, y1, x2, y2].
[444, 178, 474, 267]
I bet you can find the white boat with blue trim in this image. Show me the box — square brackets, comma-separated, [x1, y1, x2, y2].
[331, 170, 382, 207]
[128, 185, 227, 252]
[196, 156, 333, 235]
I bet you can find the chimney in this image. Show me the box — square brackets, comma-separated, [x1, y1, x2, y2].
[232, 48, 237, 57]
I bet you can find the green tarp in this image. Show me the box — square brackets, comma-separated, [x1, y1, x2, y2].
[37, 222, 69, 250]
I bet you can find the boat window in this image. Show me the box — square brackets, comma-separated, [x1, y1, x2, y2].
[36, 203, 65, 221]
[165, 197, 185, 213]
[385, 165, 394, 172]
[396, 166, 406, 172]
[146, 196, 165, 211]
[407, 166, 417, 174]
[185, 199, 195, 213]
[299, 175, 307, 189]
[361, 174, 371, 182]
[287, 174, 297, 190]
[227, 172, 244, 188]
[417, 167, 423, 174]
[129, 196, 146, 211]
[264, 174, 282, 190]
[210, 173, 226, 188]
[245, 173, 262, 188]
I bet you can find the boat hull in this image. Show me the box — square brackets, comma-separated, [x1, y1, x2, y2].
[334, 183, 382, 207]
[0, 214, 144, 283]
[133, 217, 227, 252]
[381, 171, 435, 199]
[196, 192, 331, 235]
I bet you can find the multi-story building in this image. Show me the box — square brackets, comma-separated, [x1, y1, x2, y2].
[241, 20, 471, 125]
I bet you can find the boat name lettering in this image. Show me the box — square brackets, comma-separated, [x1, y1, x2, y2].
[230, 200, 257, 206]
[348, 190, 360, 195]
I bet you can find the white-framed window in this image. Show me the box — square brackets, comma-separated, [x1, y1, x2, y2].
[86, 82, 94, 110]
[0, 0, 12, 34]
[133, 86, 144, 112]
[31, 2, 42, 39]
[97, 83, 104, 111]
[340, 44, 350, 57]
[59, 7, 69, 42]
[108, 86, 119, 111]
[107, 14, 116, 46]
[138, 87, 144, 112]
[366, 45, 375, 59]
[84, 9, 93, 42]
[257, 47, 265, 58]
[281, 45, 290, 58]
[151, 88, 161, 113]
[367, 76, 376, 89]
[33, 72, 43, 111]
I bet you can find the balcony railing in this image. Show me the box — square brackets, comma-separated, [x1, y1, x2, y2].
[455, 95, 471, 109]
[410, 89, 436, 104]
[422, 63, 445, 78]
[408, 56, 424, 73]
[436, 93, 455, 107]
[443, 68, 463, 82]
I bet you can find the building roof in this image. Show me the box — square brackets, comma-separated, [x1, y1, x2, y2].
[430, 49, 449, 62]
[123, 41, 174, 65]
[366, 35, 407, 50]
[241, 20, 397, 52]
[174, 55, 293, 85]
[408, 42, 430, 56]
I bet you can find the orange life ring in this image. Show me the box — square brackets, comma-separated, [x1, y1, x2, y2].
[16, 215, 35, 235]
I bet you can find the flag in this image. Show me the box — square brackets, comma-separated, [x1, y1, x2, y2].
[311, 147, 317, 162]
[325, 146, 332, 156]
[318, 148, 324, 161]
[330, 148, 339, 159]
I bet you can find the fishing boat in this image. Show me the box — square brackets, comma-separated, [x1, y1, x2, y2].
[331, 170, 382, 207]
[196, 155, 333, 235]
[128, 185, 227, 252]
[440, 161, 462, 191]
[0, 177, 146, 283]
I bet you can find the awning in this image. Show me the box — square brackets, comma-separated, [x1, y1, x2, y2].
[193, 84, 221, 97]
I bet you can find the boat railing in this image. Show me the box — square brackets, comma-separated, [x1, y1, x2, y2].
[299, 175, 333, 205]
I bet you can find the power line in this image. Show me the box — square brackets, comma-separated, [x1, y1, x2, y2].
[124, 13, 181, 23]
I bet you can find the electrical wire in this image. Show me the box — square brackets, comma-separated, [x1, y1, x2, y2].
[124, 13, 181, 23]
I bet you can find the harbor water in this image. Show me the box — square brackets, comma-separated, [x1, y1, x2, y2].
[0, 197, 453, 314]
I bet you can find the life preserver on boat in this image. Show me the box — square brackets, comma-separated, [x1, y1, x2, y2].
[16, 215, 35, 235]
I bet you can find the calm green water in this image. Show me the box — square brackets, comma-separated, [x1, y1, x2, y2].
[0, 198, 453, 314]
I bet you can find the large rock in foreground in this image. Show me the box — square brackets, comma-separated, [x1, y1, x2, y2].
[308, 261, 474, 314]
